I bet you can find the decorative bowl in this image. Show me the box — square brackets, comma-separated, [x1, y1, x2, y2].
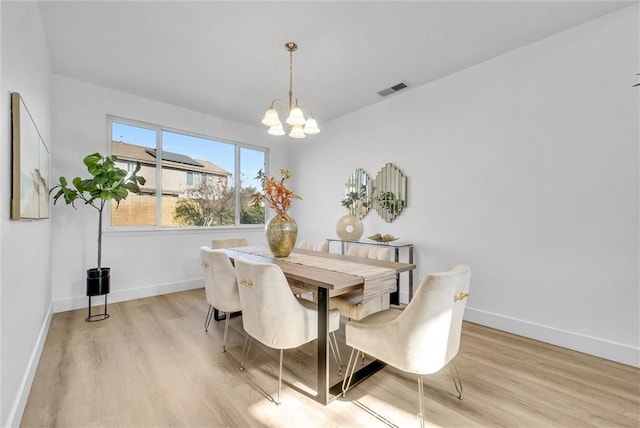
[367, 233, 398, 243]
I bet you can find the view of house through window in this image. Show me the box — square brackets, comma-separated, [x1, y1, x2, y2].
[110, 119, 266, 228]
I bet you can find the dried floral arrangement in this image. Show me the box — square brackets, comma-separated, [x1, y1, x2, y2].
[251, 168, 302, 217]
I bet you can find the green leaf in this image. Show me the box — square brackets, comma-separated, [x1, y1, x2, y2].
[123, 182, 139, 193]
[83, 153, 101, 167]
[72, 176, 84, 189]
[94, 175, 109, 186]
[113, 188, 128, 200]
[77, 178, 96, 192]
[63, 188, 79, 205]
[100, 191, 114, 200]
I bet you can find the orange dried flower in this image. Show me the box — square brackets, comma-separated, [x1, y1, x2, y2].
[251, 168, 302, 217]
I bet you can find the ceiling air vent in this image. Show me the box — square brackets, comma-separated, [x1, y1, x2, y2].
[377, 81, 409, 97]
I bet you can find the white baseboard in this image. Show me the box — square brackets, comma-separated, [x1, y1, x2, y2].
[52, 279, 203, 313]
[5, 302, 53, 428]
[398, 290, 409, 305]
[465, 306, 639, 368]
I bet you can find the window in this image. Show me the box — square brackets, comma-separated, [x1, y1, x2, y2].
[109, 118, 266, 228]
[186, 171, 202, 187]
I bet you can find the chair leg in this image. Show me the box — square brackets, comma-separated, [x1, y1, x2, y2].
[239, 335, 253, 371]
[341, 348, 361, 397]
[276, 349, 284, 405]
[204, 305, 214, 332]
[347, 316, 365, 366]
[222, 312, 231, 353]
[213, 308, 225, 321]
[449, 359, 463, 399]
[329, 332, 343, 376]
[417, 375, 425, 428]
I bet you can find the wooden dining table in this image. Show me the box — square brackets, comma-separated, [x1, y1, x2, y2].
[223, 246, 416, 405]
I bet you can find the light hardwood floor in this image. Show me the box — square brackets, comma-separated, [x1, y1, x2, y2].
[21, 289, 639, 427]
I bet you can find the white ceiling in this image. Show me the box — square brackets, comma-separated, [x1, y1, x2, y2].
[38, 1, 634, 127]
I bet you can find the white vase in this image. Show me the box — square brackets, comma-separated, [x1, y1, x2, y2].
[336, 214, 364, 241]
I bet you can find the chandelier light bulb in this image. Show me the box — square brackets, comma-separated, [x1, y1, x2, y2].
[303, 117, 320, 134]
[289, 125, 306, 139]
[268, 123, 286, 136]
[286, 106, 306, 126]
[261, 107, 280, 127]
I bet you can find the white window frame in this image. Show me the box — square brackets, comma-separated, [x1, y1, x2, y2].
[105, 115, 269, 232]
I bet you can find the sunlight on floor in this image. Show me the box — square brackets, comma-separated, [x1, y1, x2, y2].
[353, 395, 445, 428]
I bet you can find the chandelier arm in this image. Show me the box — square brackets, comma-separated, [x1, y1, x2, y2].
[269, 99, 288, 111]
[296, 104, 315, 117]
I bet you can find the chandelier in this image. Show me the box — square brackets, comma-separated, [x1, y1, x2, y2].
[261, 42, 320, 138]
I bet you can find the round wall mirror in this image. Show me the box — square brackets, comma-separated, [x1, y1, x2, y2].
[373, 163, 407, 222]
[341, 168, 370, 219]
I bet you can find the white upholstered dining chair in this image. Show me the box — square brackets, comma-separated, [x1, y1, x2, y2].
[329, 245, 394, 321]
[289, 239, 329, 299]
[208, 238, 248, 321]
[234, 257, 342, 405]
[211, 237, 248, 249]
[342, 265, 471, 427]
[297, 239, 329, 252]
[200, 247, 242, 353]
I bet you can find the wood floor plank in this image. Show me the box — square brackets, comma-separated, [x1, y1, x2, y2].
[20, 289, 639, 427]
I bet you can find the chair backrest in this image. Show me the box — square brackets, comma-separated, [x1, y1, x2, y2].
[200, 247, 241, 313]
[346, 245, 393, 261]
[234, 257, 317, 349]
[211, 238, 248, 249]
[396, 265, 471, 374]
[297, 239, 329, 252]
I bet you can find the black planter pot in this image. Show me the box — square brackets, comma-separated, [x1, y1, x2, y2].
[86, 267, 110, 296]
[86, 267, 110, 322]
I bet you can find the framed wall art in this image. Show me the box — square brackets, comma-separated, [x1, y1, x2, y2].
[11, 92, 50, 220]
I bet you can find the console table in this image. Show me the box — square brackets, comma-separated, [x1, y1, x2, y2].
[326, 238, 414, 304]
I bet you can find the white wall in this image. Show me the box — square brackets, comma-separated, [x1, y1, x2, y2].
[1, 6, 637, 426]
[0, 2, 3, 423]
[291, 5, 639, 366]
[1, 2, 53, 426]
[50, 75, 286, 312]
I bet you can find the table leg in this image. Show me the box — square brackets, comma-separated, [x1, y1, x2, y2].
[317, 287, 329, 404]
[409, 245, 415, 301]
[390, 248, 400, 305]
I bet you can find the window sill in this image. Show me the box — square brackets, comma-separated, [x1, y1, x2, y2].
[103, 224, 265, 238]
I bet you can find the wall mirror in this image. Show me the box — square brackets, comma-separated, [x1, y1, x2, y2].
[341, 168, 370, 219]
[11, 92, 50, 220]
[372, 163, 407, 222]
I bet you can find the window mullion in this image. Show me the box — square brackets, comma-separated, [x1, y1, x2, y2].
[235, 144, 241, 226]
[155, 128, 163, 228]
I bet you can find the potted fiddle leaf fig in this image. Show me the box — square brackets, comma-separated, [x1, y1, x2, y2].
[51, 153, 146, 321]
